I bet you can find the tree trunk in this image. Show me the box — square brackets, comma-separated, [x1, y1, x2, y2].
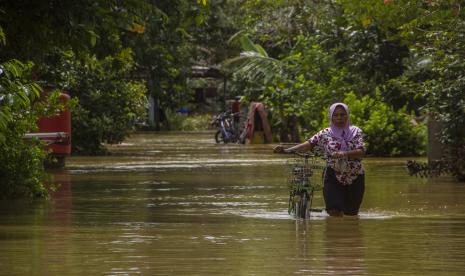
[289, 115, 301, 143]
[427, 114, 443, 165]
[148, 72, 160, 131]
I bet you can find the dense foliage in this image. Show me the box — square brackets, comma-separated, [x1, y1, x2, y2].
[167, 112, 213, 131]
[221, 0, 462, 162]
[340, 0, 465, 175]
[40, 49, 147, 154]
[0, 1, 208, 197]
[1, 1, 209, 155]
[0, 59, 56, 198]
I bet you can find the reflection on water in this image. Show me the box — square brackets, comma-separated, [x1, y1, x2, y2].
[323, 218, 364, 275]
[1, 132, 465, 275]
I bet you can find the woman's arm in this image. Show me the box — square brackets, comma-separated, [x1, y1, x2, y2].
[332, 128, 366, 159]
[273, 141, 315, 154]
[332, 148, 365, 159]
[347, 148, 364, 159]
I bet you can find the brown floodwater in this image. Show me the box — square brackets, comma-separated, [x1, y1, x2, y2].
[1, 132, 465, 275]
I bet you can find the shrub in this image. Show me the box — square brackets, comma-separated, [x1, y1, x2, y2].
[321, 92, 426, 156]
[166, 112, 213, 131]
[0, 60, 53, 198]
[0, 131, 49, 198]
[40, 49, 148, 155]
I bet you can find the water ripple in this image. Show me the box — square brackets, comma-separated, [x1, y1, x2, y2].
[66, 159, 287, 173]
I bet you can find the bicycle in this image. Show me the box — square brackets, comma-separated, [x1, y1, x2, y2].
[287, 151, 325, 219]
[210, 111, 242, 144]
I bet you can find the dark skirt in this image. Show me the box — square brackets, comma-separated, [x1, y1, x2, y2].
[323, 167, 365, 216]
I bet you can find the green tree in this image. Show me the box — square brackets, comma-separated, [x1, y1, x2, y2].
[0, 1, 153, 154]
[0, 59, 60, 198]
[124, 0, 211, 130]
[0, 0, 207, 153]
[40, 49, 147, 155]
[342, 0, 465, 178]
[223, 33, 348, 142]
[221, 0, 428, 157]
[0, 0, 210, 197]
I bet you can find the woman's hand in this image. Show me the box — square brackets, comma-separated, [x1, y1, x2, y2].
[273, 145, 287, 153]
[274, 141, 313, 154]
[331, 151, 347, 159]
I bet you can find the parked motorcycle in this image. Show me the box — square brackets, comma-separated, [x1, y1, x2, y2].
[211, 111, 241, 143]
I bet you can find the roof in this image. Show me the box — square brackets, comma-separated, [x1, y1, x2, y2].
[191, 66, 225, 78]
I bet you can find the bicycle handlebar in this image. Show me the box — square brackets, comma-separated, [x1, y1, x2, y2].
[286, 150, 316, 158]
[215, 111, 242, 120]
[277, 148, 327, 161]
[226, 111, 242, 117]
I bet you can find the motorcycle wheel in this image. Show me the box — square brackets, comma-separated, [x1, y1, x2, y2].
[215, 130, 231, 144]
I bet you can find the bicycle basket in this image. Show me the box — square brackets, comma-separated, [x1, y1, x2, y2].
[287, 153, 325, 191]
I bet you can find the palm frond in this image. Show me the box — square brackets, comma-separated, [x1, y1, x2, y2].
[227, 30, 247, 46]
[227, 54, 282, 82]
[223, 33, 282, 82]
[239, 36, 260, 52]
[254, 44, 269, 58]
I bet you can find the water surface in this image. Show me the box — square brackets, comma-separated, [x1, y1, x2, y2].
[1, 132, 465, 275]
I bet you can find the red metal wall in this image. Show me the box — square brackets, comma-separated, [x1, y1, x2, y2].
[37, 92, 71, 155]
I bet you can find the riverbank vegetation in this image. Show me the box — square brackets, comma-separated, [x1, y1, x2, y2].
[0, 58, 61, 198]
[1, 0, 465, 197]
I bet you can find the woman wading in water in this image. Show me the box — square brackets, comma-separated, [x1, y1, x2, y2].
[274, 103, 366, 217]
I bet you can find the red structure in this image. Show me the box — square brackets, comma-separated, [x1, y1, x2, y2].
[25, 91, 72, 168]
[37, 92, 71, 155]
[240, 102, 272, 144]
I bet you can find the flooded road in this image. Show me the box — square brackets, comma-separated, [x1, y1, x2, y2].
[1, 132, 465, 275]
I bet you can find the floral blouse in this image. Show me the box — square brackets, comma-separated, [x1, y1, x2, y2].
[308, 127, 365, 185]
